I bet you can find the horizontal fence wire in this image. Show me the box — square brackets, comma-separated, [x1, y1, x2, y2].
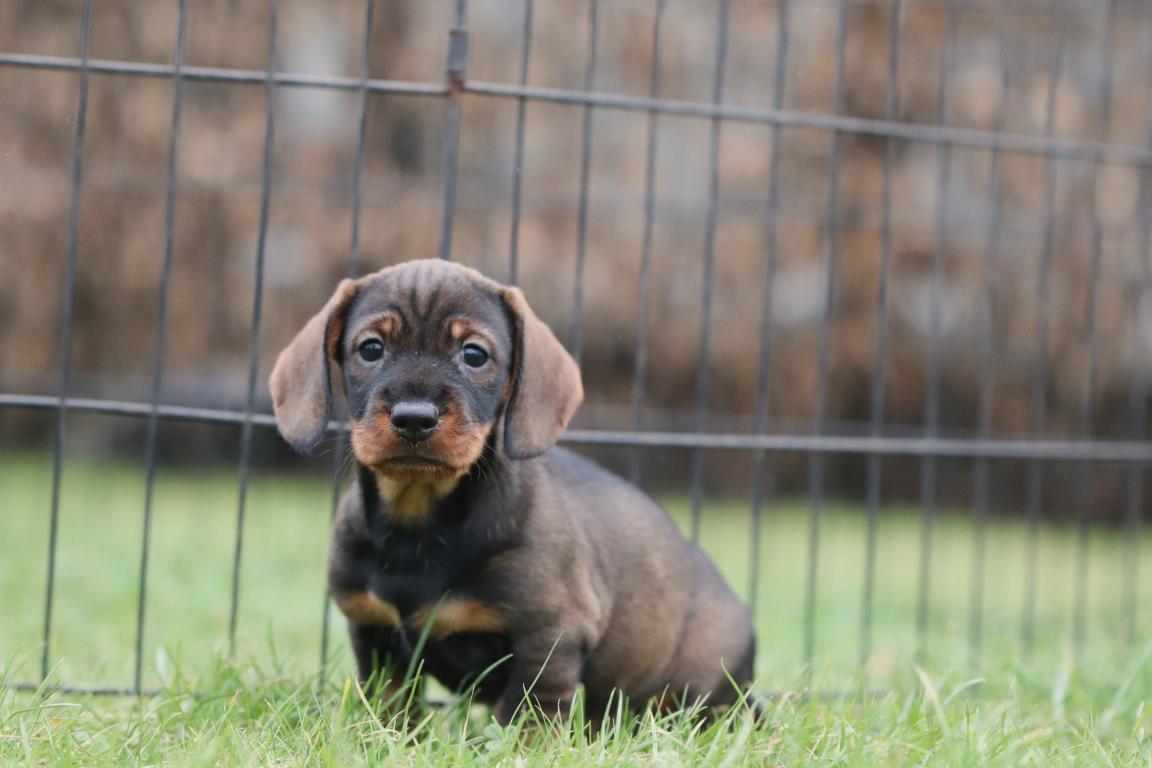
[4, 679, 884, 704]
[4, 52, 1152, 166]
[2, 0, 1149, 700]
[2, 394, 1151, 463]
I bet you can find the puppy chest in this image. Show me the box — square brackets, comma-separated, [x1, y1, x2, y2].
[334, 585, 506, 640]
[333, 540, 506, 638]
[371, 568, 448, 617]
[332, 500, 514, 633]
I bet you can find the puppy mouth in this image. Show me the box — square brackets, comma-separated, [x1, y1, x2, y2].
[376, 454, 456, 478]
[383, 456, 449, 468]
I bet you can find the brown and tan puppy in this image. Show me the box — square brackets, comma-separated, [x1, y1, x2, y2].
[269, 259, 755, 723]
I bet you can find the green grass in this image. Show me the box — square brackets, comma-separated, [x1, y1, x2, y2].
[2, 451, 1151, 765]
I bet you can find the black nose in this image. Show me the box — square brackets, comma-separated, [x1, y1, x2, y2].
[390, 401, 440, 443]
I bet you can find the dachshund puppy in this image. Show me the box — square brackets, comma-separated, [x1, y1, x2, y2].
[269, 259, 755, 723]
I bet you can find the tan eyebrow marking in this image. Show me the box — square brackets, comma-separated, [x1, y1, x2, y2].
[348, 312, 400, 344]
[376, 315, 397, 335]
[446, 317, 497, 351]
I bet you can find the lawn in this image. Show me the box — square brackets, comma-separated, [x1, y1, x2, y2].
[1, 449, 1150, 765]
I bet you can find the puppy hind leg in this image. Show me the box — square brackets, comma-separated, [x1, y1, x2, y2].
[493, 634, 586, 726]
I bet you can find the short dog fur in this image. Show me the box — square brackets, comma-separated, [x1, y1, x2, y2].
[269, 259, 755, 722]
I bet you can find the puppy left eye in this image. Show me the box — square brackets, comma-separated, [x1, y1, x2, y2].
[358, 338, 385, 362]
[461, 343, 489, 368]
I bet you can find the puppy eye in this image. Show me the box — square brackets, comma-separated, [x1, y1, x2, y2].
[461, 343, 489, 368]
[358, 338, 385, 362]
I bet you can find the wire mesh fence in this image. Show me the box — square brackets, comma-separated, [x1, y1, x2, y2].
[0, 0, 1149, 696]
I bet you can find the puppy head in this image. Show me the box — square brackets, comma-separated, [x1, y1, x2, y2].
[268, 260, 583, 481]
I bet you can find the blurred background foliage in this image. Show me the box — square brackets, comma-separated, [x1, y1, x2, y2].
[0, 0, 1150, 520]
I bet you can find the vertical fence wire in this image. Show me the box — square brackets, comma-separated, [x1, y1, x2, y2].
[1073, 223, 1103, 650]
[319, 455, 346, 679]
[319, 0, 376, 683]
[748, 0, 791, 626]
[969, 4, 1014, 673]
[229, 0, 280, 655]
[506, 0, 535, 286]
[40, 0, 94, 683]
[438, 0, 469, 262]
[687, 0, 730, 544]
[915, 0, 958, 660]
[626, 0, 666, 487]
[803, 0, 849, 673]
[1072, 0, 1118, 653]
[133, 0, 188, 694]
[860, 0, 901, 669]
[1127, 15, 1152, 645]
[319, 426, 347, 677]
[1022, 0, 1069, 654]
[569, 0, 599, 363]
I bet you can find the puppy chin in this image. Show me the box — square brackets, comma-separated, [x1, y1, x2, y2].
[373, 456, 461, 482]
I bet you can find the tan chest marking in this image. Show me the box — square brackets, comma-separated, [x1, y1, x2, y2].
[411, 600, 507, 640]
[375, 473, 460, 525]
[334, 593, 506, 639]
[334, 591, 401, 626]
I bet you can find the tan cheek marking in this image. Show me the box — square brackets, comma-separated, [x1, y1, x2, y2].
[409, 600, 507, 639]
[350, 412, 405, 468]
[334, 591, 401, 627]
[431, 413, 493, 470]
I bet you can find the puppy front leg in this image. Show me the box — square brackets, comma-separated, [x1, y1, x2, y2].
[348, 623, 418, 713]
[494, 631, 585, 725]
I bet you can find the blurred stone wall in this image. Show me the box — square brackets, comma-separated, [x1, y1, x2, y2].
[1, 0, 1149, 517]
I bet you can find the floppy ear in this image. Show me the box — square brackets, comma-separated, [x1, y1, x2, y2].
[268, 279, 358, 453]
[501, 286, 584, 460]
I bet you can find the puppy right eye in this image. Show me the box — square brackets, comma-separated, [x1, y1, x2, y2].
[358, 339, 385, 362]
